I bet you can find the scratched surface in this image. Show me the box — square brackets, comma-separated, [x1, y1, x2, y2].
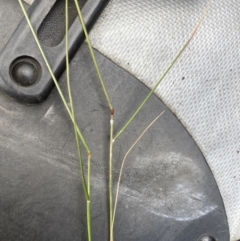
[0, 1, 229, 241]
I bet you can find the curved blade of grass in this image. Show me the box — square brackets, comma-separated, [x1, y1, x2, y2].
[18, 0, 90, 154]
[111, 111, 165, 233]
[74, 0, 113, 112]
[114, 0, 213, 141]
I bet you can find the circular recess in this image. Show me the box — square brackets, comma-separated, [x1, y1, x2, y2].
[10, 56, 41, 87]
[198, 235, 216, 241]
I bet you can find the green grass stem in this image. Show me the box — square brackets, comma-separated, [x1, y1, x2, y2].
[65, 0, 88, 198]
[87, 200, 92, 241]
[66, 1, 92, 240]
[87, 153, 92, 241]
[74, 0, 113, 111]
[114, 0, 212, 141]
[109, 114, 114, 241]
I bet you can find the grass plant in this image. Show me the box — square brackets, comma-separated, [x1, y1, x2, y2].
[18, 0, 212, 240]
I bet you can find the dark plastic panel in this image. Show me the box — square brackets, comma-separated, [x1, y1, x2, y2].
[0, 0, 109, 102]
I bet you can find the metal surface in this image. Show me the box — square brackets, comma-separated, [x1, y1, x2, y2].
[0, 1, 229, 241]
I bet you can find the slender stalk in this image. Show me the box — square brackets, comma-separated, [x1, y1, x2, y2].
[87, 153, 92, 199]
[87, 200, 92, 241]
[87, 152, 92, 241]
[65, 0, 92, 228]
[109, 112, 114, 241]
[114, 0, 212, 141]
[74, 129, 89, 199]
[112, 111, 165, 231]
[65, 2, 92, 240]
[74, 0, 113, 111]
[18, 0, 90, 153]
